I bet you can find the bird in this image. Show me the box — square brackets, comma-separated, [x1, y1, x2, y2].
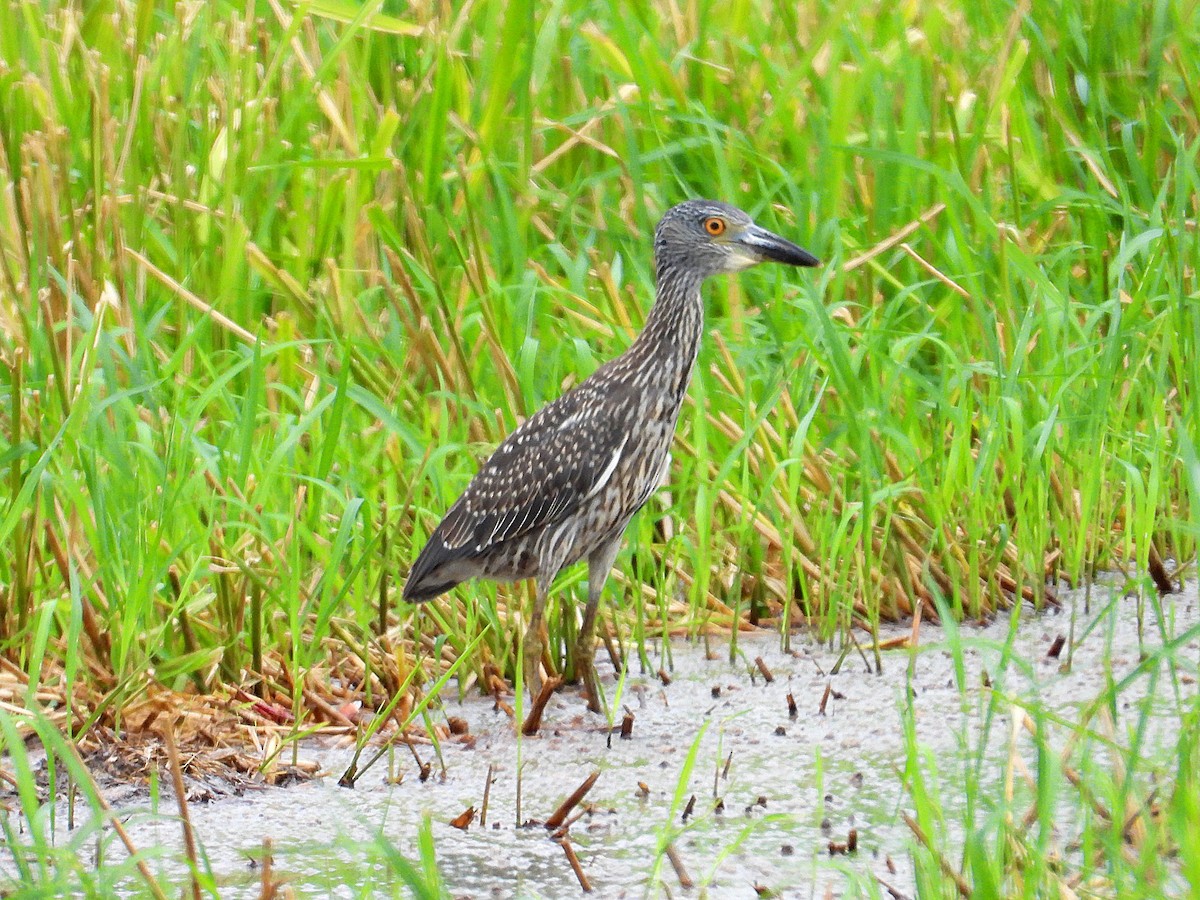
[403, 199, 820, 712]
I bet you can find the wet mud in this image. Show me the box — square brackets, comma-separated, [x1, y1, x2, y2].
[23, 582, 1200, 897]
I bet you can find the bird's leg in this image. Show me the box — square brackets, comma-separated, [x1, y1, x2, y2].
[575, 586, 604, 713]
[577, 539, 621, 713]
[523, 578, 550, 698]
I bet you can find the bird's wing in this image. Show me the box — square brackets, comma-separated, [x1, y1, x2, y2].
[434, 379, 636, 555]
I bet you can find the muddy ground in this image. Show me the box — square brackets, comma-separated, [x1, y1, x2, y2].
[8, 579, 1199, 898]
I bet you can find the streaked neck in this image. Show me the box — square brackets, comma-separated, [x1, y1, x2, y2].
[624, 263, 705, 397]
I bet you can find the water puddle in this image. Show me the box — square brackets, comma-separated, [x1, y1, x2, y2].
[17, 581, 1200, 897]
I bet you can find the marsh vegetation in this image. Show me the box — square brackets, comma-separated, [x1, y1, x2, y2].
[1, 0, 1198, 896]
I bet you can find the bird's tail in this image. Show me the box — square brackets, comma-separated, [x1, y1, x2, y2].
[402, 536, 465, 602]
[401, 575, 459, 603]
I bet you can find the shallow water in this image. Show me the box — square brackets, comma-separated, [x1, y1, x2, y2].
[23, 581, 1200, 897]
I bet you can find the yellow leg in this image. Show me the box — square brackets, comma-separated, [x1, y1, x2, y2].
[523, 579, 549, 698]
[575, 603, 602, 713]
[576, 539, 620, 713]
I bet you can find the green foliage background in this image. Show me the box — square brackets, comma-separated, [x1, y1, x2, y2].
[1, 0, 1197, 695]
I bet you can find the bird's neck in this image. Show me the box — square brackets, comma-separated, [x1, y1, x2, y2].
[623, 265, 705, 399]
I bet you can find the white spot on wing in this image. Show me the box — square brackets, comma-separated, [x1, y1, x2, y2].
[583, 435, 628, 502]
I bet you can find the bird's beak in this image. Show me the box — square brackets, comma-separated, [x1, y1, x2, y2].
[735, 224, 821, 268]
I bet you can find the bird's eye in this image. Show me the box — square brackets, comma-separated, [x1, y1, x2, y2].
[703, 217, 726, 236]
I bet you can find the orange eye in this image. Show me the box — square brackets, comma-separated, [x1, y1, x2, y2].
[703, 216, 726, 236]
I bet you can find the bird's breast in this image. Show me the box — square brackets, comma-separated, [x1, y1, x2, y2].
[557, 418, 678, 568]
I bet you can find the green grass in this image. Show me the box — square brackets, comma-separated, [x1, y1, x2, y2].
[898, 588, 1200, 899]
[1, 0, 1199, 895]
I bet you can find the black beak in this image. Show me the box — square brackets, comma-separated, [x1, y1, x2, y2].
[737, 224, 821, 267]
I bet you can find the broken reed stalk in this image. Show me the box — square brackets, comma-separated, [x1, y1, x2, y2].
[1013, 707, 1114, 830]
[481, 763, 494, 826]
[558, 837, 593, 892]
[875, 874, 911, 900]
[545, 770, 600, 830]
[665, 843, 693, 889]
[162, 722, 202, 900]
[907, 588, 924, 681]
[602, 628, 622, 673]
[258, 837, 276, 900]
[550, 806, 592, 838]
[250, 580, 264, 697]
[902, 812, 971, 898]
[682, 794, 696, 821]
[521, 675, 562, 735]
[1146, 543, 1175, 594]
[714, 751, 732, 797]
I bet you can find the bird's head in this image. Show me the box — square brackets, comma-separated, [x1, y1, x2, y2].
[654, 200, 820, 281]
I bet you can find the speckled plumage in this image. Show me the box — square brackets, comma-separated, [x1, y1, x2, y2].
[404, 200, 819, 711]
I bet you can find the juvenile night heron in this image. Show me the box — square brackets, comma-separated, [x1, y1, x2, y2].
[403, 200, 819, 712]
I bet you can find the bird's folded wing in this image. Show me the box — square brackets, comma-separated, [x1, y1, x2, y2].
[436, 388, 634, 555]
